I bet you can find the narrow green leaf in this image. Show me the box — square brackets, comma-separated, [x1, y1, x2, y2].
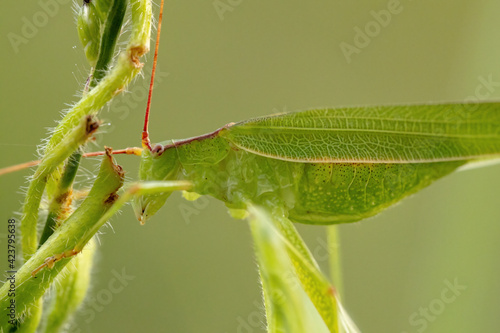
[90, 0, 129, 87]
[270, 211, 340, 332]
[248, 205, 323, 333]
[254, 204, 360, 333]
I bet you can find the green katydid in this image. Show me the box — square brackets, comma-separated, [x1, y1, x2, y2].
[15, 102, 500, 282]
[13, 0, 500, 265]
[134, 103, 500, 225]
[120, 2, 500, 227]
[8, 99, 498, 227]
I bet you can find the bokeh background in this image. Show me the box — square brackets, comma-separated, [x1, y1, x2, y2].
[2, 1, 500, 332]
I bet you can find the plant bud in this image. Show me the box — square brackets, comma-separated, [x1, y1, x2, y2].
[93, 0, 112, 22]
[77, 0, 102, 66]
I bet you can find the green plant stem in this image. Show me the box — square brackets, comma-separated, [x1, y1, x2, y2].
[328, 226, 343, 300]
[43, 0, 151, 200]
[1, 177, 190, 331]
[20, 116, 99, 260]
[40, 0, 130, 246]
[39, 151, 82, 247]
[42, 239, 97, 333]
[90, 0, 128, 88]
[2, 177, 191, 330]
[45, 0, 151, 153]
[8, 298, 43, 333]
[20, 0, 152, 260]
[0, 152, 124, 331]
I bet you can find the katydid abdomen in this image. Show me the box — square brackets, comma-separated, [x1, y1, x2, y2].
[186, 142, 467, 224]
[288, 161, 464, 224]
[134, 104, 500, 225]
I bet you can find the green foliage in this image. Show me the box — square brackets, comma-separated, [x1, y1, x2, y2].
[20, 116, 99, 261]
[90, 0, 128, 87]
[249, 205, 339, 332]
[0, 151, 124, 331]
[0, 1, 152, 331]
[4, 1, 500, 332]
[249, 205, 317, 332]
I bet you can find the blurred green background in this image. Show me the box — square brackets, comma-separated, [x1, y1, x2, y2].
[2, 1, 500, 332]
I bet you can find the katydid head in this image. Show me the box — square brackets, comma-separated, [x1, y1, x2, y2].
[132, 143, 180, 223]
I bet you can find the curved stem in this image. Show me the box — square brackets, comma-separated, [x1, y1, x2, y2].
[20, 116, 99, 260]
[0, 150, 125, 331]
[19, 0, 152, 261]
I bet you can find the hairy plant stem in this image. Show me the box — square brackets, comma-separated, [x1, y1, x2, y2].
[0, 151, 124, 331]
[39, 151, 82, 247]
[8, 2, 151, 330]
[20, 116, 99, 260]
[41, 240, 97, 333]
[40, 0, 128, 248]
[19, 0, 152, 261]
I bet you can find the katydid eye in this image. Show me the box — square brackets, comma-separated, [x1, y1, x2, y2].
[152, 144, 163, 154]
